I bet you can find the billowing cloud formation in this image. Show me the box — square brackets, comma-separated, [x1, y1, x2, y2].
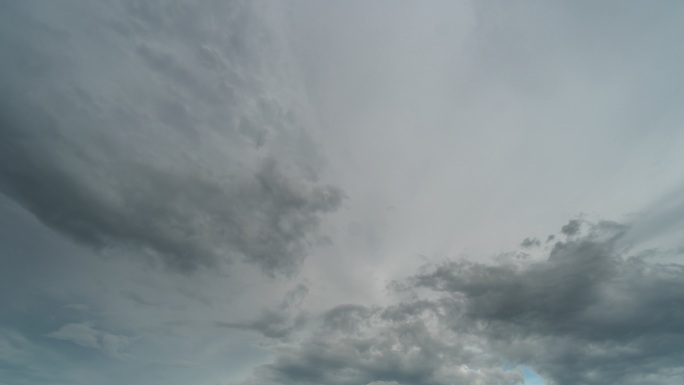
[243, 220, 684, 385]
[409, 221, 684, 384]
[3, 1, 684, 385]
[244, 302, 524, 385]
[0, 1, 343, 275]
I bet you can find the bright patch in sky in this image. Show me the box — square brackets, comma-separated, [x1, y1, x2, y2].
[522, 366, 545, 385]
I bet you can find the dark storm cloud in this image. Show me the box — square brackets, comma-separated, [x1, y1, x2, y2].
[0, 1, 343, 275]
[243, 220, 684, 385]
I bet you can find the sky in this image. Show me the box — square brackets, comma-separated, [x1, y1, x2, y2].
[1, 1, 684, 385]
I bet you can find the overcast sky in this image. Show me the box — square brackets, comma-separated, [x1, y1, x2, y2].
[2, 1, 684, 385]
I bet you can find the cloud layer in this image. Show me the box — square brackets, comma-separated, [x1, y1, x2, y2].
[242, 220, 684, 385]
[2, 1, 684, 385]
[0, 0, 343, 275]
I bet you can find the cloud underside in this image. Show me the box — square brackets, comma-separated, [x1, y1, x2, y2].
[0, 1, 343, 275]
[243, 221, 684, 385]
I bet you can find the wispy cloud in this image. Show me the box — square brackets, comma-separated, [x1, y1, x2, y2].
[45, 323, 134, 360]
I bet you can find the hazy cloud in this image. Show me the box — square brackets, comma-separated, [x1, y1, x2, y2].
[45, 323, 133, 360]
[3, 1, 684, 385]
[218, 309, 308, 340]
[218, 284, 310, 339]
[560, 219, 582, 237]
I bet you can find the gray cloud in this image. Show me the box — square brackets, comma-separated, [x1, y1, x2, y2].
[406, 220, 684, 385]
[242, 219, 684, 385]
[520, 237, 540, 248]
[560, 219, 582, 237]
[243, 303, 524, 385]
[0, 1, 343, 275]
